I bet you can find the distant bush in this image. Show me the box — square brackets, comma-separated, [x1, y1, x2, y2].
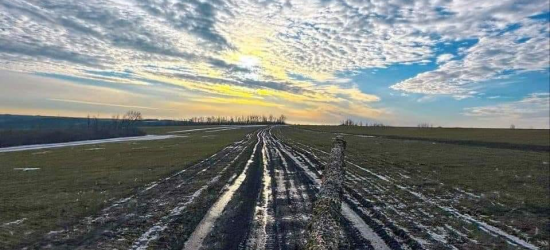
[340, 118, 387, 127]
[417, 123, 434, 128]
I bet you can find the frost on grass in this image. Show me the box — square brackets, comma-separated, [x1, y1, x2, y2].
[2, 218, 27, 227]
[13, 168, 40, 171]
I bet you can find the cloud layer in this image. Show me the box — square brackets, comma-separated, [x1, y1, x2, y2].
[0, 0, 548, 124]
[391, 19, 549, 97]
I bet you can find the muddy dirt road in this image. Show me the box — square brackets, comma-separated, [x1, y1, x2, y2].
[31, 127, 538, 250]
[33, 127, 384, 249]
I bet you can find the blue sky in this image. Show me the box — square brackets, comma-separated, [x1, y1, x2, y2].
[0, 0, 548, 128]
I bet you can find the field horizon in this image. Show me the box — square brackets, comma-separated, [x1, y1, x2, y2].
[3, 113, 550, 130]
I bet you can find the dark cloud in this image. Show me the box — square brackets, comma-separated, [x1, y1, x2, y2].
[208, 58, 250, 73]
[0, 40, 100, 67]
[0, 0, 199, 65]
[137, 0, 232, 49]
[242, 79, 312, 94]
[152, 70, 310, 95]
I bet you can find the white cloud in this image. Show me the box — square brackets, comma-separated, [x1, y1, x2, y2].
[464, 93, 550, 128]
[3, 0, 547, 79]
[416, 95, 437, 103]
[436, 54, 454, 64]
[391, 19, 549, 97]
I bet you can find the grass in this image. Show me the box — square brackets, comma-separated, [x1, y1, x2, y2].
[276, 126, 550, 247]
[0, 127, 258, 249]
[299, 125, 550, 149]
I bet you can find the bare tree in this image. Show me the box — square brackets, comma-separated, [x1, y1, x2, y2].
[418, 123, 433, 128]
[122, 111, 143, 129]
[111, 115, 120, 130]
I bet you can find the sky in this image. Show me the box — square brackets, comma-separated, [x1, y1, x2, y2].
[0, 0, 549, 128]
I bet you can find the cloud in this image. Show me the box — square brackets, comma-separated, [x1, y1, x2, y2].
[136, 0, 232, 48]
[436, 54, 454, 64]
[391, 19, 549, 97]
[2, 0, 548, 77]
[0, 0, 548, 124]
[465, 93, 549, 118]
[463, 93, 550, 128]
[48, 98, 176, 111]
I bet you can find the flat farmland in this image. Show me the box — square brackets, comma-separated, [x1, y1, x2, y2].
[298, 125, 550, 150]
[1, 125, 548, 250]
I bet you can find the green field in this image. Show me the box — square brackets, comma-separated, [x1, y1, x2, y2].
[275, 126, 550, 248]
[0, 127, 257, 248]
[299, 125, 550, 149]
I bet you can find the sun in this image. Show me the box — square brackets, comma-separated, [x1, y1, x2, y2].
[237, 55, 261, 69]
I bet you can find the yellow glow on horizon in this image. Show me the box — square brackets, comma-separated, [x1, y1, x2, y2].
[193, 97, 283, 107]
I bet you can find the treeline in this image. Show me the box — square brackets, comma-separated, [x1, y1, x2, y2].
[0, 113, 289, 129]
[183, 114, 287, 125]
[340, 119, 440, 128]
[340, 118, 387, 127]
[0, 111, 145, 148]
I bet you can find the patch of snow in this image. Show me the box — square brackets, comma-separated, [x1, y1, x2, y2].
[13, 168, 40, 171]
[398, 173, 411, 179]
[85, 147, 105, 151]
[455, 188, 482, 199]
[31, 151, 50, 155]
[0, 135, 183, 153]
[2, 218, 27, 227]
[342, 203, 392, 250]
[47, 230, 65, 235]
[356, 135, 376, 138]
[143, 183, 158, 192]
[347, 162, 391, 182]
[168, 127, 230, 133]
[427, 227, 448, 244]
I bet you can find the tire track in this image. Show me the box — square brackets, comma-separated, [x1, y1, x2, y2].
[131, 138, 253, 250]
[182, 131, 263, 250]
[271, 145, 312, 249]
[268, 128, 385, 250]
[243, 133, 274, 250]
